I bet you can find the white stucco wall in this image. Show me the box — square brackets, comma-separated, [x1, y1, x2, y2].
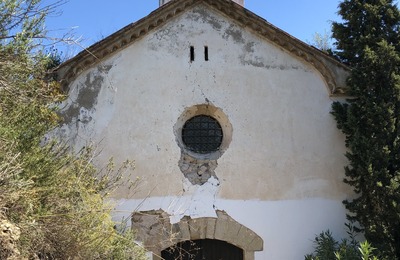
[57, 4, 352, 259]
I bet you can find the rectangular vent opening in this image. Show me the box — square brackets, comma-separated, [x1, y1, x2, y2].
[190, 46, 195, 62]
[204, 46, 209, 61]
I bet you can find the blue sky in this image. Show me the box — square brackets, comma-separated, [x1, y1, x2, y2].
[39, 0, 360, 57]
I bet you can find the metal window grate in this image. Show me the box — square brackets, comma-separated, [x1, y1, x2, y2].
[182, 115, 223, 154]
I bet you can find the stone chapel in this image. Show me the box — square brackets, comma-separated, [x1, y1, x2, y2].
[55, 0, 352, 259]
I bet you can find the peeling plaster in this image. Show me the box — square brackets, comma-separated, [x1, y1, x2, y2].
[60, 65, 113, 125]
[169, 177, 220, 223]
[223, 25, 245, 44]
[244, 42, 256, 53]
[174, 104, 233, 185]
[51, 63, 116, 150]
[189, 8, 223, 31]
[239, 56, 309, 71]
[239, 55, 266, 68]
[148, 25, 183, 55]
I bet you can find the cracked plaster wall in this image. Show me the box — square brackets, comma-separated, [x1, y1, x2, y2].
[52, 64, 116, 149]
[56, 5, 352, 258]
[57, 4, 351, 201]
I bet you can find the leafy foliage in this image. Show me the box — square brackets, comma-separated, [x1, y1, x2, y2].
[331, 0, 400, 258]
[0, 0, 146, 259]
[305, 229, 379, 260]
[310, 30, 333, 53]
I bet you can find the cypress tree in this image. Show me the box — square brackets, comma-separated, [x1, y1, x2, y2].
[331, 0, 400, 258]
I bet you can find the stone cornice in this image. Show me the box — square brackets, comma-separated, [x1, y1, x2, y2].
[57, 0, 349, 96]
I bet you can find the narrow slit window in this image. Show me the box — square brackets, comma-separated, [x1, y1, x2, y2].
[204, 46, 209, 61]
[190, 46, 195, 62]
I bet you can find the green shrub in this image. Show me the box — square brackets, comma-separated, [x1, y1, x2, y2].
[0, 0, 147, 259]
[305, 228, 380, 260]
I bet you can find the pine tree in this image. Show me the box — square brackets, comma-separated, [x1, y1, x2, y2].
[331, 0, 400, 258]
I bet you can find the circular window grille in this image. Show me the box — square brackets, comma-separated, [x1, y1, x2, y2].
[182, 115, 223, 154]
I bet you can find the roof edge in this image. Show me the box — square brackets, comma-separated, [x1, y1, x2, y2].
[57, 0, 350, 96]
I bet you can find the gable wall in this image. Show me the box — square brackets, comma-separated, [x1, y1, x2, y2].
[56, 5, 352, 259]
[58, 5, 350, 201]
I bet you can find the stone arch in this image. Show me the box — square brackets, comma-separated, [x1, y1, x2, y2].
[132, 210, 263, 260]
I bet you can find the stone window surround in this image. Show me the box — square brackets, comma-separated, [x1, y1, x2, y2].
[174, 104, 232, 161]
[175, 104, 233, 185]
[132, 210, 263, 260]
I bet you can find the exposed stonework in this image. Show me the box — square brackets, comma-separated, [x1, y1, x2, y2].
[179, 153, 218, 185]
[131, 209, 263, 260]
[131, 210, 171, 253]
[174, 104, 232, 185]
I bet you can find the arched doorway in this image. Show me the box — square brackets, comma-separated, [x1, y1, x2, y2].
[131, 210, 263, 260]
[161, 239, 243, 260]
